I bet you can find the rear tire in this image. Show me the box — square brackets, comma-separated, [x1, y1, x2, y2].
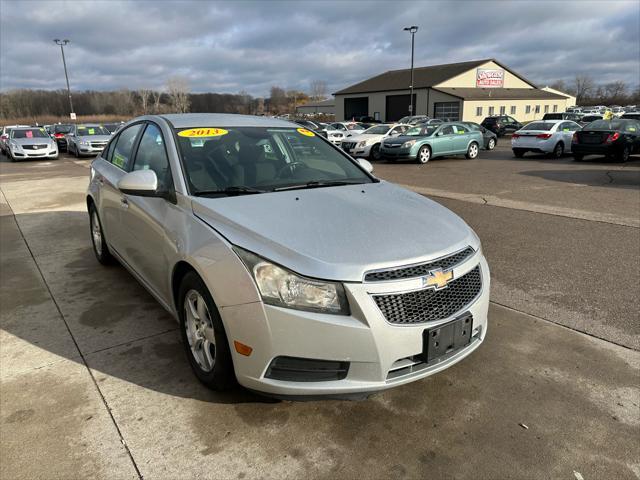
[89, 204, 115, 265]
[486, 138, 496, 150]
[466, 142, 479, 159]
[551, 142, 564, 158]
[513, 148, 526, 158]
[617, 145, 631, 162]
[179, 272, 236, 391]
[417, 145, 431, 164]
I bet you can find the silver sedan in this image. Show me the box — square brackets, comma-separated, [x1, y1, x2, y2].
[67, 124, 111, 157]
[87, 114, 490, 398]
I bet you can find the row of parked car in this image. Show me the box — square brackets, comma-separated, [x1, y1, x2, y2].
[511, 117, 640, 162]
[0, 122, 124, 161]
[567, 105, 639, 117]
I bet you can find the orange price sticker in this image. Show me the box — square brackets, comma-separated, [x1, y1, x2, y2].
[178, 128, 228, 138]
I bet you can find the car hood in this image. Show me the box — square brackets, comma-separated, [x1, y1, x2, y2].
[346, 133, 384, 143]
[383, 135, 429, 146]
[12, 137, 54, 146]
[78, 135, 111, 142]
[191, 181, 478, 282]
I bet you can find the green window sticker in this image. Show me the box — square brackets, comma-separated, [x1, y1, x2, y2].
[563, 128, 570, 132]
[88, 128, 95, 135]
[113, 152, 125, 168]
[628, 127, 636, 132]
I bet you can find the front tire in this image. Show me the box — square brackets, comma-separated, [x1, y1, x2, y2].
[417, 145, 431, 164]
[179, 272, 235, 391]
[89, 205, 115, 265]
[369, 143, 381, 161]
[466, 142, 479, 159]
[513, 148, 526, 158]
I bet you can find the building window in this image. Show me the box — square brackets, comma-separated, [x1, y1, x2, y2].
[476, 106, 483, 116]
[526, 105, 531, 114]
[510, 106, 516, 114]
[553, 104, 558, 113]
[535, 105, 540, 114]
[500, 106, 506, 115]
[544, 105, 549, 113]
[488, 106, 495, 115]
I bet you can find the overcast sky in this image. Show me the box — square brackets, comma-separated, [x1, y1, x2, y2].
[1, 0, 638, 96]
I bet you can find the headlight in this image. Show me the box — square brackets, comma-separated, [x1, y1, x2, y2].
[402, 139, 417, 148]
[235, 248, 350, 315]
[9, 141, 20, 149]
[357, 141, 368, 148]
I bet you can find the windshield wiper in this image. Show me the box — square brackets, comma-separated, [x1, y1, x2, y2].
[194, 186, 269, 197]
[273, 180, 365, 192]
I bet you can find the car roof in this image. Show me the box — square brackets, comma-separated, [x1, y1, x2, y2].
[77, 123, 104, 127]
[160, 113, 296, 129]
[529, 119, 564, 123]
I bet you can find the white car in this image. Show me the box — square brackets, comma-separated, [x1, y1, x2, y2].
[6, 127, 59, 161]
[511, 120, 582, 158]
[0, 124, 29, 154]
[341, 123, 410, 160]
[322, 122, 367, 146]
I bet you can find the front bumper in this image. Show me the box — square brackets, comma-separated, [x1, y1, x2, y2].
[10, 147, 58, 159]
[344, 143, 372, 158]
[380, 146, 414, 160]
[221, 254, 490, 396]
[78, 144, 107, 155]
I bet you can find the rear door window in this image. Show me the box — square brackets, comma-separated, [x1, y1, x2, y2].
[111, 124, 143, 170]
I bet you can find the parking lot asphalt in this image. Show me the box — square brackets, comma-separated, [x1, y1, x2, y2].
[1, 148, 639, 479]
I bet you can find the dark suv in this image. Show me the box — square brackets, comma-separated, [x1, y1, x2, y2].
[481, 116, 522, 136]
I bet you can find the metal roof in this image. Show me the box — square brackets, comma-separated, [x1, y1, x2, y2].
[334, 59, 493, 95]
[433, 87, 568, 100]
[160, 113, 295, 128]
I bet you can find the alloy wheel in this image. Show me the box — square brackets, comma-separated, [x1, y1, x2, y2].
[468, 143, 479, 159]
[91, 211, 102, 255]
[418, 147, 430, 164]
[184, 289, 216, 372]
[487, 138, 495, 150]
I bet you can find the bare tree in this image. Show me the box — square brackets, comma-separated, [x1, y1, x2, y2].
[138, 89, 152, 114]
[573, 75, 595, 103]
[310, 80, 327, 101]
[150, 90, 162, 113]
[605, 81, 627, 100]
[166, 76, 190, 113]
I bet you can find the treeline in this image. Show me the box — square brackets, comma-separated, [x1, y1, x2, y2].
[0, 77, 329, 121]
[549, 76, 640, 106]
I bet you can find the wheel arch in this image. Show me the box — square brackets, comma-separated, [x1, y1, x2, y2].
[171, 260, 200, 314]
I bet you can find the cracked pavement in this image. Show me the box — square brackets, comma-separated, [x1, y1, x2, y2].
[1, 146, 639, 479]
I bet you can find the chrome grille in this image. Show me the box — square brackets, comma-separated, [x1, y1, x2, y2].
[342, 142, 356, 149]
[372, 266, 482, 325]
[364, 247, 475, 282]
[91, 142, 107, 148]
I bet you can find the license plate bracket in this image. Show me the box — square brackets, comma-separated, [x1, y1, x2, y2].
[423, 314, 473, 363]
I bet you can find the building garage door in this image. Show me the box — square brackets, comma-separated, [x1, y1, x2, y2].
[385, 94, 416, 122]
[344, 97, 369, 120]
[434, 102, 460, 121]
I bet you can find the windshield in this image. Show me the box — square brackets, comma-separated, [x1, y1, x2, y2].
[53, 124, 73, 134]
[175, 126, 373, 195]
[102, 123, 120, 133]
[346, 123, 362, 130]
[522, 122, 555, 131]
[11, 128, 49, 139]
[77, 126, 109, 136]
[404, 125, 437, 136]
[364, 125, 391, 135]
[587, 119, 639, 132]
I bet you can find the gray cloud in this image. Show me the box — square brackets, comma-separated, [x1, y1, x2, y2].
[1, 0, 638, 96]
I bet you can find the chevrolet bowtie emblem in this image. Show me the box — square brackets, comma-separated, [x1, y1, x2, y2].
[422, 269, 454, 290]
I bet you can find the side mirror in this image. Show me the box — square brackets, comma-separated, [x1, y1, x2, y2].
[357, 158, 374, 173]
[118, 170, 163, 197]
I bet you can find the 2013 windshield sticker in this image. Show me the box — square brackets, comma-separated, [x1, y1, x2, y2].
[297, 128, 315, 137]
[178, 128, 228, 138]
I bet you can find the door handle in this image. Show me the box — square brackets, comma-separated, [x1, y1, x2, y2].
[120, 197, 129, 209]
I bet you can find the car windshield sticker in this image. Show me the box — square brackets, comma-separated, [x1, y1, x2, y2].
[178, 128, 228, 138]
[563, 128, 570, 131]
[113, 152, 126, 168]
[88, 128, 95, 135]
[26, 130, 33, 138]
[297, 128, 315, 137]
[628, 127, 636, 132]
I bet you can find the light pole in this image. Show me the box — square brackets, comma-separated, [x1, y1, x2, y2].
[403, 26, 418, 116]
[54, 39, 74, 117]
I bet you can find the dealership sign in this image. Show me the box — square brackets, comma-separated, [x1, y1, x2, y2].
[476, 69, 504, 88]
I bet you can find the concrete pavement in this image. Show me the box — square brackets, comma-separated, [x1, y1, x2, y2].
[1, 152, 638, 479]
